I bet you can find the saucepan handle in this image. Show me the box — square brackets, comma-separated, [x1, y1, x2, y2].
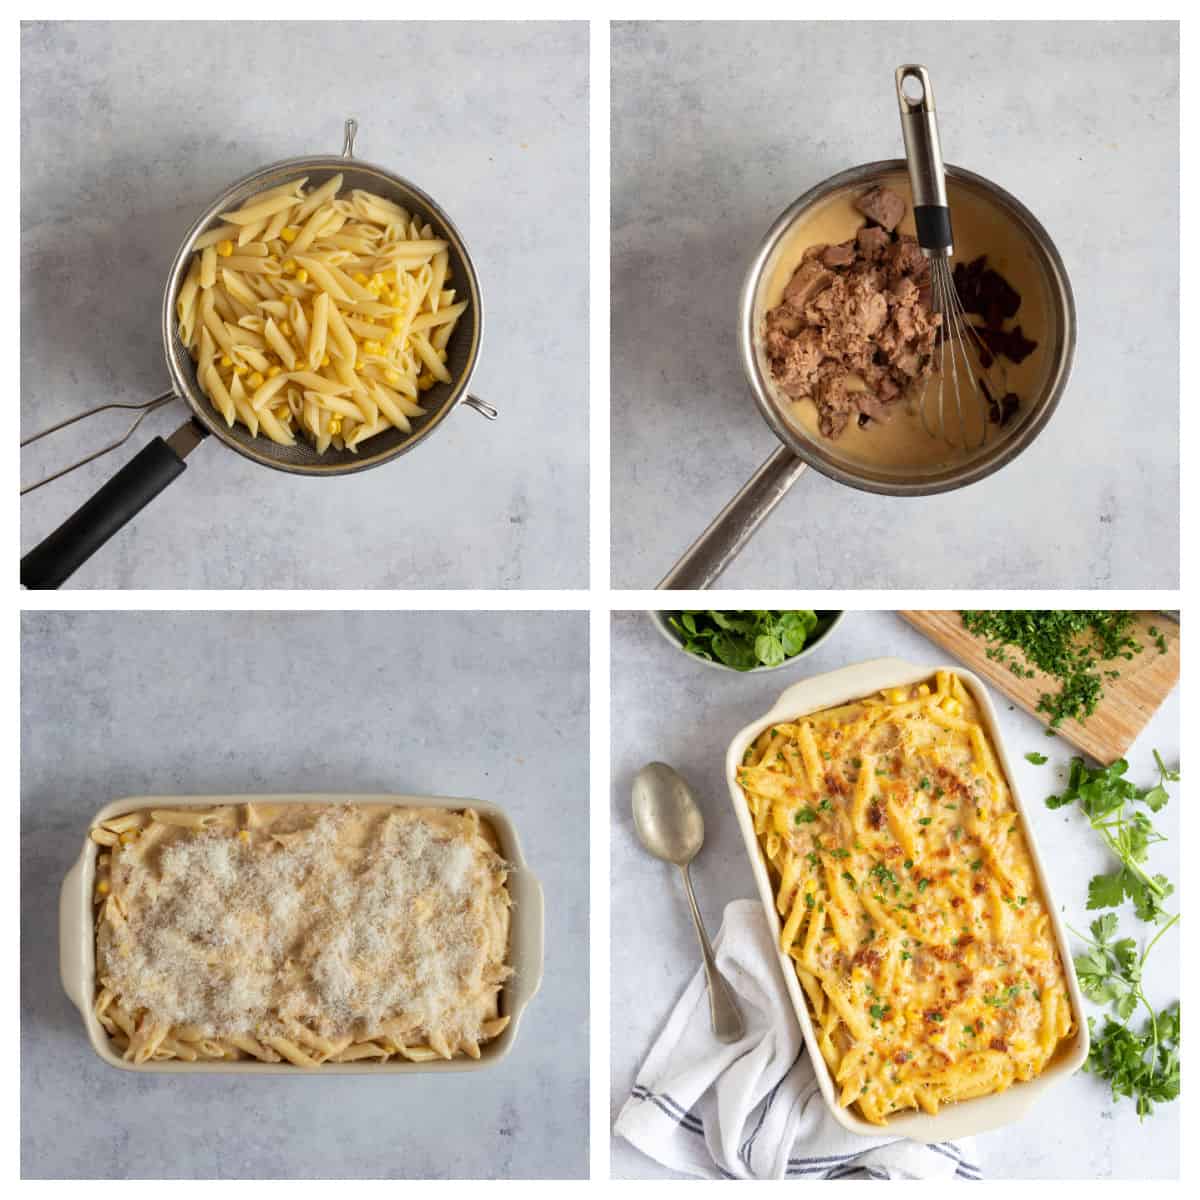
[21, 421, 207, 589]
[657, 444, 809, 590]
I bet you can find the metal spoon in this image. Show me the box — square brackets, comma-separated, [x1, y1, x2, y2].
[632, 762, 745, 1043]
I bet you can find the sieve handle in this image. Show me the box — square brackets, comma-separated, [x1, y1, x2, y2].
[21, 420, 206, 589]
[657, 444, 809, 590]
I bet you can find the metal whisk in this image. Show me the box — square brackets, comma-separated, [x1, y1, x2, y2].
[896, 64, 996, 450]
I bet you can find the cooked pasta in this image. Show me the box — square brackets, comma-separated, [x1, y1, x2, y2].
[735, 671, 1075, 1124]
[175, 175, 467, 453]
[90, 803, 511, 1066]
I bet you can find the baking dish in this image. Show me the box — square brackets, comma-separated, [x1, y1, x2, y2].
[60, 793, 543, 1073]
[723, 657, 1089, 1141]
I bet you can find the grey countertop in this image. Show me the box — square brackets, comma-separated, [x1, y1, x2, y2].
[20, 21, 588, 588]
[21, 611, 589, 1179]
[611, 21, 1179, 588]
[610, 611, 1180, 1178]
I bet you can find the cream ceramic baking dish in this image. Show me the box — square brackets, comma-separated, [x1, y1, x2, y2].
[60, 793, 544, 1073]
[724, 657, 1089, 1141]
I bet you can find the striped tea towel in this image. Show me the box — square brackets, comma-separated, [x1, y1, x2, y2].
[614, 899, 981, 1179]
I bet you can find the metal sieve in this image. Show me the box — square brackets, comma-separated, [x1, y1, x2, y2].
[658, 160, 1076, 590]
[21, 118, 494, 588]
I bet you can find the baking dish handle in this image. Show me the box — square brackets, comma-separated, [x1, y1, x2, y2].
[59, 858, 90, 1017]
[21, 419, 207, 589]
[761, 658, 923, 726]
[657, 444, 809, 589]
[508, 869, 545, 1020]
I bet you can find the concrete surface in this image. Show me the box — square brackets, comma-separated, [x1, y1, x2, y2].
[611, 610, 1180, 1178]
[21, 21, 588, 588]
[21, 610, 589, 1178]
[611, 22, 1179, 588]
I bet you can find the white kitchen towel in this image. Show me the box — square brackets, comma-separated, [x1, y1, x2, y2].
[614, 899, 981, 1180]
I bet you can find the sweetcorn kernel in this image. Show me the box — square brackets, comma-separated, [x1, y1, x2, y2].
[295, 268, 309, 284]
[234, 363, 249, 376]
[280, 227, 299, 243]
[384, 368, 401, 385]
[320, 353, 330, 367]
[216, 240, 234, 257]
[219, 354, 233, 368]
[417, 372, 434, 392]
[95, 879, 110, 895]
[248, 371, 265, 389]
[280, 321, 292, 337]
[266, 365, 282, 378]
[273, 405, 290, 422]
[353, 272, 369, 285]
[328, 417, 342, 435]
[281, 260, 296, 275]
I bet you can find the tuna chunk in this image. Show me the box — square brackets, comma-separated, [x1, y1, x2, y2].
[820, 241, 857, 268]
[854, 391, 895, 423]
[857, 225, 891, 261]
[854, 186, 906, 232]
[783, 260, 835, 307]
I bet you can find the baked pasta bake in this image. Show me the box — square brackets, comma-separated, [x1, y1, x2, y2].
[89, 803, 511, 1066]
[176, 174, 465, 452]
[736, 671, 1074, 1124]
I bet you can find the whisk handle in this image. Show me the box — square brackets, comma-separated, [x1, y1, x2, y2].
[896, 64, 953, 255]
[21, 431, 194, 589]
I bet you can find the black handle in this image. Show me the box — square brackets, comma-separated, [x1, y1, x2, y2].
[914, 205, 953, 253]
[21, 436, 189, 589]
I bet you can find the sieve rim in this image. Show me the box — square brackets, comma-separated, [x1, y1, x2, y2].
[159, 145, 484, 477]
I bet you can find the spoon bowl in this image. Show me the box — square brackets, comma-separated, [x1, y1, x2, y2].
[632, 762, 705, 866]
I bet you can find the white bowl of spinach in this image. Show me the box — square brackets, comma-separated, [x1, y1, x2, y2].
[652, 610, 844, 672]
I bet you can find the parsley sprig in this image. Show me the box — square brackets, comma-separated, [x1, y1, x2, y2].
[1046, 753, 1177, 923]
[1071, 913, 1180, 1118]
[1043, 751, 1181, 1119]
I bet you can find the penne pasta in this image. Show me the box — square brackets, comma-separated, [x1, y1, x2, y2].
[178, 175, 467, 453]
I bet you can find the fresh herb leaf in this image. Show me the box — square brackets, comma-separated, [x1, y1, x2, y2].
[1025, 751, 1049, 765]
[665, 611, 833, 671]
[1046, 754, 1177, 924]
[960, 611, 1145, 726]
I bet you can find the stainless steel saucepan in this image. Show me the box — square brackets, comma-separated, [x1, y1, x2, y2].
[658, 160, 1076, 590]
[21, 118, 494, 589]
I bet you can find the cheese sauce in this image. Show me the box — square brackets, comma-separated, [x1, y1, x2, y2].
[755, 172, 1054, 473]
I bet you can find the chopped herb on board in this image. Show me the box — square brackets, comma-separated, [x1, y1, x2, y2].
[959, 611, 1154, 726]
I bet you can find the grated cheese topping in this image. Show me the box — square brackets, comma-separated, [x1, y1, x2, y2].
[96, 804, 511, 1050]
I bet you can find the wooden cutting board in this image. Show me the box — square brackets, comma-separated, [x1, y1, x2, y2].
[899, 611, 1180, 764]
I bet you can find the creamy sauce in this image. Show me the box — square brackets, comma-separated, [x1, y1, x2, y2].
[756, 172, 1054, 474]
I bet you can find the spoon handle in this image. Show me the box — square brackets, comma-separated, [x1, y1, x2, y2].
[680, 865, 745, 1043]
